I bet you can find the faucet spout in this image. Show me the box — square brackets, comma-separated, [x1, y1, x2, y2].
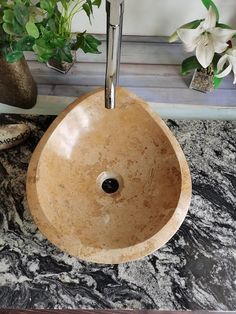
[105, 0, 124, 109]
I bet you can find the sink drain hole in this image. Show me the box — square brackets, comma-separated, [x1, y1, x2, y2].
[102, 178, 119, 194]
[97, 171, 123, 195]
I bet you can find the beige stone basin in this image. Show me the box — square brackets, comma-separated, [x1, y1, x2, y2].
[27, 88, 191, 264]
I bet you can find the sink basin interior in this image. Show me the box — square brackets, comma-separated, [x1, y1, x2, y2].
[27, 88, 191, 264]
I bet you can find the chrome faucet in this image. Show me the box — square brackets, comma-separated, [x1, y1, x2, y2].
[105, 0, 124, 109]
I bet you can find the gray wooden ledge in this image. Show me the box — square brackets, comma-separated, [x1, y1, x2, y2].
[0, 36, 236, 119]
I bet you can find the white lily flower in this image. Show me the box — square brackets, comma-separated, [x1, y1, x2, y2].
[177, 7, 236, 68]
[216, 48, 236, 84]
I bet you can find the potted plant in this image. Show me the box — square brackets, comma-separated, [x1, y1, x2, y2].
[0, 0, 42, 108]
[33, 0, 102, 73]
[169, 0, 236, 92]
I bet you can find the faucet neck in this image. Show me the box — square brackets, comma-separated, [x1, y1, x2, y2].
[105, 0, 124, 109]
[106, 0, 124, 25]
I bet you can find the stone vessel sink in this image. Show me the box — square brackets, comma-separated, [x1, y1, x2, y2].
[27, 88, 191, 264]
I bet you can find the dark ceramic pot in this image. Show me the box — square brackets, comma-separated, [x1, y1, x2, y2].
[0, 55, 37, 109]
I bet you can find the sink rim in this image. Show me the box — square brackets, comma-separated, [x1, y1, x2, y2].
[26, 87, 192, 264]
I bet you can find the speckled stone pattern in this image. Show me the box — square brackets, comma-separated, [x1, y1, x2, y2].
[0, 114, 235, 310]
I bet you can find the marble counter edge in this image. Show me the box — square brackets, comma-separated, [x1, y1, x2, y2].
[0, 95, 236, 120]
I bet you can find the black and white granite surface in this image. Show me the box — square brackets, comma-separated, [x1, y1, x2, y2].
[0, 114, 235, 310]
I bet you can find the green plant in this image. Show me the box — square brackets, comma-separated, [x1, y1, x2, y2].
[33, 0, 102, 63]
[0, 0, 46, 62]
[0, 0, 102, 64]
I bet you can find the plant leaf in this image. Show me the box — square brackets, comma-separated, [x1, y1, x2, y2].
[87, 0, 93, 15]
[13, 17, 24, 35]
[40, 0, 56, 17]
[92, 0, 102, 7]
[75, 33, 101, 54]
[216, 23, 232, 29]
[212, 53, 223, 88]
[3, 10, 14, 23]
[6, 50, 24, 63]
[2, 22, 14, 35]
[14, 3, 29, 25]
[16, 35, 35, 51]
[201, 0, 219, 22]
[58, 44, 73, 63]
[29, 6, 47, 23]
[26, 21, 39, 39]
[33, 42, 54, 62]
[60, 0, 69, 10]
[47, 18, 57, 32]
[213, 76, 222, 89]
[212, 53, 221, 72]
[82, 3, 92, 23]
[35, 37, 51, 49]
[52, 35, 66, 48]
[181, 56, 202, 75]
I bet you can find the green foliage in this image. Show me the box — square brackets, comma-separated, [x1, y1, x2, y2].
[216, 23, 232, 29]
[16, 36, 35, 51]
[40, 0, 57, 17]
[181, 56, 202, 76]
[33, 28, 72, 62]
[212, 53, 221, 71]
[14, 3, 29, 25]
[6, 50, 24, 63]
[201, 0, 219, 22]
[73, 32, 101, 54]
[213, 76, 222, 89]
[32, 0, 102, 63]
[212, 53, 223, 89]
[92, 0, 102, 7]
[0, 0, 102, 64]
[26, 21, 40, 38]
[0, 0, 45, 63]
[3, 10, 14, 24]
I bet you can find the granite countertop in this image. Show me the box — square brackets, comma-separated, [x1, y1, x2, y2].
[0, 114, 235, 310]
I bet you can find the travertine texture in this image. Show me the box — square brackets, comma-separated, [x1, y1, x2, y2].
[27, 88, 192, 264]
